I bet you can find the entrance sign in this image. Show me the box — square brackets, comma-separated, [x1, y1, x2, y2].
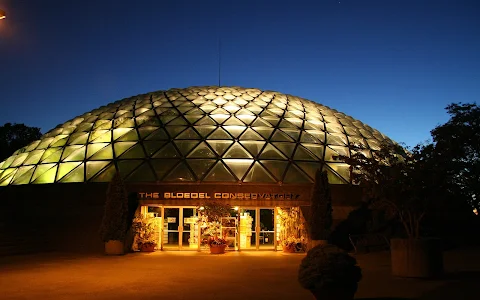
[138, 192, 300, 200]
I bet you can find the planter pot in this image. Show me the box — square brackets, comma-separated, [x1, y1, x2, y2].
[282, 245, 296, 253]
[390, 238, 443, 278]
[105, 240, 124, 255]
[139, 243, 156, 252]
[209, 244, 227, 254]
[311, 284, 357, 300]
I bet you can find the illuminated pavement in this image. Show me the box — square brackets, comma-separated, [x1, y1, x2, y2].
[0, 247, 479, 300]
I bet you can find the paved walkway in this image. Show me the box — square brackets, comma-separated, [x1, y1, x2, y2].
[0, 247, 479, 300]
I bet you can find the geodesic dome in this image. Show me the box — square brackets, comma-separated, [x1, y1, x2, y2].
[0, 86, 393, 186]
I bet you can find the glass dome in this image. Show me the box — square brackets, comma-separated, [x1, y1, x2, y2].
[0, 86, 393, 186]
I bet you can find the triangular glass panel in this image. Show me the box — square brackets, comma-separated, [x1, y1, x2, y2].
[165, 126, 187, 138]
[195, 116, 217, 126]
[138, 117, 161, 127]
[67, 133, 89, 145]
[11, 166, 36, 185]
[208, 127, 233, 140]
[223, 126, 246, 138]
[260, 160, 289, 182]
[272, 142, 296, 157]
[210, 114, 230, 124]
[125, 162, 156, 182]
[11, 166, 34, 183]
[303, 144, 325, 160]
[270, 129, 294, 142]
[243, 162, 276, 183]
[90, 162, 116, 182]
[174, 140, 200, 156]
[206, 140, 233, 156]
[58, 163, 85, 183]
[184, 115, 204, 124]
[329, 146, 350, 157]
[253, 127, 274, 139]
[89, 144, 113, 160]
[326, 162, 351, 183]
[281, 129, 301, 141]
[114, 142, 136, 158]
[88, 130, 111, 143]
[223, 117, 245, 126]
[151, 159, 180, 180]
[185, 108, 204, 115]
[57, 162, 82, 181]
[239, 128, 263, 141]
[323, 164, 348, 184]
[239, 141, 266, 157]
[223, 143, 253, 159]
[143, 141, 167, 156]
[61, 145, 83, 161]
[236, 108, 255, 116]
[10, 153, 28, 167]
[114, 118, 135, 128]
[41, 148, 63, 163]
[199, 104, 217, 114]
[194, 126, 216, 138]
[279, 119, 298, 129]
[137, 126, 158, 139]
[32, 164, 58, 184]
[259, 110, 277, 118]
[211, 107, 229, 115]
[264, 117, 281, 127]
[159, 115, 177, 125]
[177, 107, 192, 114]
[85, 161, 109, 180]
[116, 128, 138, 141]
[223, 159, 254, 180]
[168, 117, 189, 126]
[251, 118, 273, 127]
[283, 163, 313, 183]
[0, 169, 16, 185]
[325, 133, 348, 146]
[203, 161, 236, 182]
[237, 115, 256, 125]
[294, 145, 318, 161]
[186, 159, 216, 180]
[117, 160, 143, 179]
[63, 145, 86, 162]
[112, 128, 133, 141]
[244, 103, 263, 114]
[295, 161, 323, 180]
[36, 138, 54, 149]
[176, 127, 201, 140]
[118, 143, 146, 159]
[187, 142, 217, 158]
[259, 144, 287, 159]
[145, 128, 169, 141]
[164, 162, 196, 182]
[300, 131, 323, 144]
[23, 150, 44, 165]
[152, 143, 180, 158]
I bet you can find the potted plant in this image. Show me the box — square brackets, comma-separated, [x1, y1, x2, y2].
[207, 237, 228, 254]
[340, 142, 444, 278]
[132, 215, 157, 252]
[282, 236, 306, 253]
[277, 207, 308, 253]
[99, 171, 129, 255]
[309, 169, 333, 249]
[197, 201, 231, 254]
[298, 244, 362, 300]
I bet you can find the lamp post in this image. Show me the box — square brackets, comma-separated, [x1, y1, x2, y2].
[0, 9, 6, 20]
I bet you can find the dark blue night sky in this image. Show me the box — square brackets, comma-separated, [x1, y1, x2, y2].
[0, 0, 478, 147]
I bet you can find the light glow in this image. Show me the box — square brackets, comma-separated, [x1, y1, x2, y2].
[0, 9, 5, 20]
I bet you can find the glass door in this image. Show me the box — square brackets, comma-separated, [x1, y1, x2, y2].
[182, 208, 199, 250]
[239, 208, 256, 250]
[163, 208, 180, 250]
[259, 209, 275, 250]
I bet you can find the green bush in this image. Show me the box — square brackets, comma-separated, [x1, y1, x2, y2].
[298, 244, 362, 293]
[99, 172, 129, 242]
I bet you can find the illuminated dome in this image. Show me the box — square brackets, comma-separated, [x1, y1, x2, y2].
[0, 86, 393, 186]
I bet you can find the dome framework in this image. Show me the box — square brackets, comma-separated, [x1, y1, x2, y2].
[0, 86, 392, 186]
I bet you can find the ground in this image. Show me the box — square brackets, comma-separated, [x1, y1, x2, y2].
[0, 247, 479, 300]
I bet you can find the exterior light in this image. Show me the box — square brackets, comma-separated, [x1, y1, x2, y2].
[234, 206, 239, 211]
[199, 206, 205, 211]
[0, 9, 5, 20]
[474, 208, 478, 216]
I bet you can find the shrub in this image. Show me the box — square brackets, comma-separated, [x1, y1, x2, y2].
[99, 172, 129, 242]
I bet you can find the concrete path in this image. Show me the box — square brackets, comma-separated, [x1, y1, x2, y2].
[0, 247, 479, 300]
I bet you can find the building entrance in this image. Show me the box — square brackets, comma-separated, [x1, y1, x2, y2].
[142, 205, 279, 251]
